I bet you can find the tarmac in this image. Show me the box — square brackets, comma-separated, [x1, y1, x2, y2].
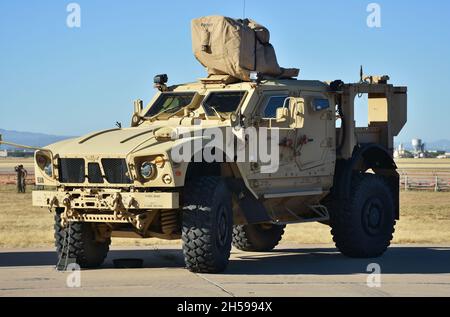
[0, 244, 449, 297]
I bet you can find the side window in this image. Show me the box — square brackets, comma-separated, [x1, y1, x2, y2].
[263, 96, 288, 118]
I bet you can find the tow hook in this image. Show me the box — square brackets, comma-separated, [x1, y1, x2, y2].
[61, 194, 72, 227]
[110, 192, 126, 218]
[48, 196, 59, 211]
[62, 194, 72, 209]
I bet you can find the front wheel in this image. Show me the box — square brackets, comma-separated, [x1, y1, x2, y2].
[54, 212, 110, 268]
[330, 173, 396, 258]
[182, 177, 233, 273]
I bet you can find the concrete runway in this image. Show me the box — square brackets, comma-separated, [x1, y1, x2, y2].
[0, 244, 450, 297]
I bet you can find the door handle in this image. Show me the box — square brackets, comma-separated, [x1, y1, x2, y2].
[299, 135, 314, 145]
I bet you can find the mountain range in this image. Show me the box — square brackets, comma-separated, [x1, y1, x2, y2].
[0, 129, 74, 150]
[1, 128, 449, 152]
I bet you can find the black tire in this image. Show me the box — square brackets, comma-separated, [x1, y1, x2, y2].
[54, 213, 110, 268]
[182, 177, 233, 273]
[330, 173, 396, 258]
[232, 223, 285, 252]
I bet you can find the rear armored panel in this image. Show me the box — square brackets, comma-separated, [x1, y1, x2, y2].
[390, 88, 408, 136]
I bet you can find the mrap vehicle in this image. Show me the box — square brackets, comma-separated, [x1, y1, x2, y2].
[17, 16, 408, 273]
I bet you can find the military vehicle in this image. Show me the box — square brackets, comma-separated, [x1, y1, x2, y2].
[22, 17, 407, 273]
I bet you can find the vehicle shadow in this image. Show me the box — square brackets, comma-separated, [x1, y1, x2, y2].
[226, 246, 450, 275]
[0, 246, 449, 275]
[0, 248, 185, 269]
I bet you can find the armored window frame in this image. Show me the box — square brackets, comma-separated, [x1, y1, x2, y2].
[144, 92, 197, 118]
[202, 90, 247, 118]
[261, 95, 289, 119]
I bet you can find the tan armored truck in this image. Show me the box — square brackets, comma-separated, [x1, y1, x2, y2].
[26, 17, 406, 273]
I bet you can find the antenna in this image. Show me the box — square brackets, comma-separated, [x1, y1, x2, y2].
[360, 65, 364, 83]
[242, 0, 246, 19]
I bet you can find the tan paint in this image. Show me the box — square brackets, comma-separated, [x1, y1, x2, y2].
[27, 72, 406, 241]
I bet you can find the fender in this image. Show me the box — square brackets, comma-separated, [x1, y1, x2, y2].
[334, 144, 400, 219]
[184, 161, 272, 225]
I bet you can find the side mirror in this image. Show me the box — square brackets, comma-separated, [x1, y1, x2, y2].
[131, 100, 144, 127]
[276, 107, 289, 123]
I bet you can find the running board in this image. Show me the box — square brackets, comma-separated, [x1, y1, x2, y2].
[272, 205, 330, 225]
[263, 188, 323, 199]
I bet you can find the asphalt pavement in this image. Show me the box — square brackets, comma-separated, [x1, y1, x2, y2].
[0, 244, 449, 297]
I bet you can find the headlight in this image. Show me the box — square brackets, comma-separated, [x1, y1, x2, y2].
[36, 152, 53, 177]
[140, 161, 156, 179]
[43, 162, 52, 177]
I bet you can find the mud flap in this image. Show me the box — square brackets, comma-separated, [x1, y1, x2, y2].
[226, 179, 271, 224]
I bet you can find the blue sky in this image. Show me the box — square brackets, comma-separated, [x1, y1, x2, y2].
[1, 0, 449, 144]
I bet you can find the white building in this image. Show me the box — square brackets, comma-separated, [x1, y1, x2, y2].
[437, 153, 450, 159]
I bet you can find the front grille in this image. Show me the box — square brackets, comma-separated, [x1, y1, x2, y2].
[87, 163, 104, 184]
[59, 158, 85, 183]
[58, 158, 131, 185]
[101, 159, 132, 184]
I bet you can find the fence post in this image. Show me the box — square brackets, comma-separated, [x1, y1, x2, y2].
[435, 175, 439, 192]
[404, 174, 408, 191]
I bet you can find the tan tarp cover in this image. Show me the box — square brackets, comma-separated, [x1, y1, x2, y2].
[192, 16, 299, 81]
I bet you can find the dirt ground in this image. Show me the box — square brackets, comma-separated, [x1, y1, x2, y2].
[0, 185, 449, 248]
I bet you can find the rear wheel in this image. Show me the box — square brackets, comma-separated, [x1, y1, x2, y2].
[330, 173, 396, 258]
[182, 177, 233, 273]
[232, 223, 285, 252]
[54, 212, 110, 268]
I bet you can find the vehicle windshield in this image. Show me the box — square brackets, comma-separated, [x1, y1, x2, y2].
[202, 91, 246, 117]
[144, 92, 196, 118]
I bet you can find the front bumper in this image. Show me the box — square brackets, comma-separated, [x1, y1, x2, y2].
[32, 190, 179, 210]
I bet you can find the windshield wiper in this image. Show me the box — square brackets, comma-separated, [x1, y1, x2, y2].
[149, 105, 181, 121]
[169, 94, 203, 121]
[209, 106, 226, 121]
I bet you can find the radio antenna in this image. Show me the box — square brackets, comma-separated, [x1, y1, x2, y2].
[242, 0, 246, 19]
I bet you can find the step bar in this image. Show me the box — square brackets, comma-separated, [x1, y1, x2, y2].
[263, 188, 323, 199]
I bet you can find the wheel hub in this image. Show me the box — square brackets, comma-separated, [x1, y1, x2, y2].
[216, 205, 229, 248]
[362, 197, 384, 236]
[368, 206, 381, 228]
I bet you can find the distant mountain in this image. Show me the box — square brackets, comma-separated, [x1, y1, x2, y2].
[0, 129, 74, 150]
[426, 139, 450, 152]
[1, 128, 449, 153]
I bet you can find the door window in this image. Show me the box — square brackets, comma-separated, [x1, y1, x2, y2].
[262, 96, 288, 118]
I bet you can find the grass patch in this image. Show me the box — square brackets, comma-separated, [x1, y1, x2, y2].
[284, 191, 450, 244]
[0, 185, 449, 248]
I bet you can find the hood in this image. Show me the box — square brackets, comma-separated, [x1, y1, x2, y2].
[44, 121, 231, 157]
[45, 127, 166, 157]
